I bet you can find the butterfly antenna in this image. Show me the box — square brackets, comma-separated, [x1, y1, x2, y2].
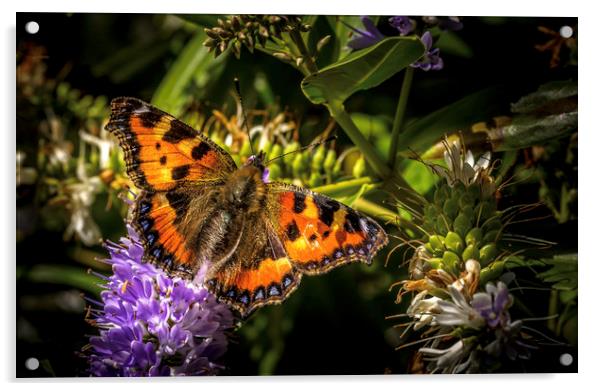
[234, 77, 255, 156]
[265, 135, 337, 166]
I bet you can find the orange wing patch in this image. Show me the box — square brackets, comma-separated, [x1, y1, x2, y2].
[107, 97, 236, 192]
[206, 257, 301, 317]
[269, 184, 388, 275]
[132, 191, 196, 276]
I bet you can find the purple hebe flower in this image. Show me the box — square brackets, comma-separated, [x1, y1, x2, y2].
[471, 281, 513, 329]
[86, 225, 234, 376]
[389, 16, 414, 36]
[347, 16, 385, 50]
[411, 32, 444, 72]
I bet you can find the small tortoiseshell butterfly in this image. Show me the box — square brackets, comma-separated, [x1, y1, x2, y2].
[107, 97, 388, 317]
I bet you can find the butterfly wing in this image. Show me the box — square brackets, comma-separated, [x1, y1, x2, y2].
[107, 97, 237, 191]
[266, 182, 388, 274]
[204, 217, 302, 317]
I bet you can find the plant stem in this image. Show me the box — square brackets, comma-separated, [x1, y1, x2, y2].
[311, 177, 375, 198]
[289, 29, 319, 74]
[388, 67, 414, 168]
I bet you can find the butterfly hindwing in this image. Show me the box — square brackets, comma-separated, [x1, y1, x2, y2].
[107, 97, 237, 192]
[266, 183, 388, 274]
[132, 190, 198, 276]
[205, 219, 302, 317]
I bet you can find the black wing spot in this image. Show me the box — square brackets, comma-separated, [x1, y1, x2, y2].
[316, 196, 340, 226]
[165, 190, 190, 224]
[159, 156, 167, 165]
[293, 192, 306, 214]
[155, 142, 161, 150]
[286, 220, 301, 241]
[191, 143, 211, 160]
[171, 164, 190, 180]
[344, 212, 362, 233]
[138, 111, 163, 128]
[162, 120, 197, 143]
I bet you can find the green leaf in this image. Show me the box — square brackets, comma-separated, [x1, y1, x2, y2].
[536, 254, 578, 293]
[397, 86, 511, 154]
[152, 29, 214, 116]
[511, 80, 577, 114]
[491, 81, 578, 150]
[492, 112, 577, 151]
[25, 265, 104, 295]
[301, 36, 425, 105]
[436, 31, 474, 58]
[401, 159, 439, 195]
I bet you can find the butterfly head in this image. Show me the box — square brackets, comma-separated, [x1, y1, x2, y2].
[245, 151, 269, 184]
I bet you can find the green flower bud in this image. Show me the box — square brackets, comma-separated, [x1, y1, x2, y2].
[308, 172, 322, 187]
[268, 144, 283, 162]
[435, 215, 450, 236]
[429, 235, 446, 252]
[462, 244, 480, 262]
[352, 156, 366, 179]
[443, 198, 460, 219]
[445, 231, 465, 254]
[451, 183, 466, 202]
[453, 213, 471, 238]
[240, 140, 252, 159]
[434, 186, 450, 206]
[467, 183, 482, 200]
[323, 149, 336, 172]
[442, 251, 461, 275]
[427, 257, 442, 270]
[480, 260, 505, 285]
[482, 229, 500, 243]
[424, 204, 438, 223]
[283, 142, 300, 165]
[479, 243, 498, 266]
[269, 164, 282, 180]
[292, 153, 306, 179]
[459, 192, 476, 208]
[465, 227, 483, 247]
[482, 217, 502, 234]
[311, 145, 326, 171]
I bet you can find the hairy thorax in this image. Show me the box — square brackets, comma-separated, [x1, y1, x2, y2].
[221, 165, 267, 215]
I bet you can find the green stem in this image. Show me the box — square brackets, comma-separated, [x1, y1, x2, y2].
[352, 198, 397, 222]
[328, 103, 424, 211]
[311, 177, 375, 198]
[289, 29, 319, 75]
[328, 103, 391, 180]
[388, 67, 414, 168]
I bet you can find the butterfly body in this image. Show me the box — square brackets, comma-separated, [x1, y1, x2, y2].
[107, 97, 388, 317]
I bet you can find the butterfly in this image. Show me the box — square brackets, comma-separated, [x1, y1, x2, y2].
[106, 97, 388, 317]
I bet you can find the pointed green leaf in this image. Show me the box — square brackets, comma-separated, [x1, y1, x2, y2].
[301, 36, 425, 105]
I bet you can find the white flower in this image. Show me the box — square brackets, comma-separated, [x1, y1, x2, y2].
[80, 128, 114, 169]
[431, 140, 494, 194]
[407, 284, 484, 331]
[436, 285, 484, 329]
[407, 290, 443, 330]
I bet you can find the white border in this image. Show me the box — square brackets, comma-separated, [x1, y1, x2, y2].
[3, 1, 595, 390]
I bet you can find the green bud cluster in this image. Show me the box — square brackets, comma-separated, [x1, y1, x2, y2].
[203, 15, 311, 59]
[422, 182, 502, 276]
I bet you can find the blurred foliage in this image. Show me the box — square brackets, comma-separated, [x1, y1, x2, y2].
[16, 13, 577, 376]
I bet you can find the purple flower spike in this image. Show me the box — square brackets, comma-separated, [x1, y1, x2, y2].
[85, 224, 234, 376]
[347, 16, 385, 50]
[389, 16, 414, 36]
[411, 32, 444, 72]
